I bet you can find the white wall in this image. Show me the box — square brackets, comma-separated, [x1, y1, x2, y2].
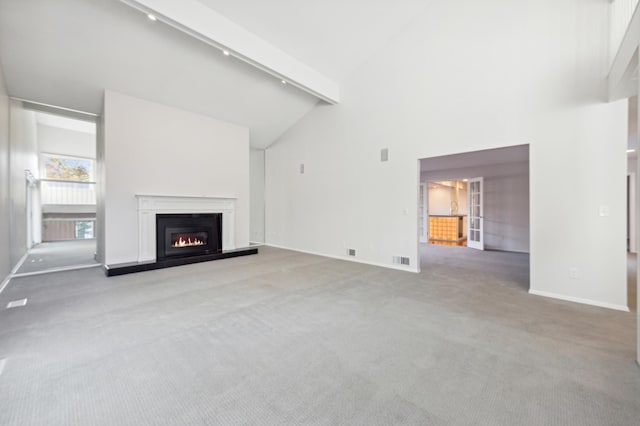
[423, 162, 529, 253]
[266, 0, 628, 310]
[102, 91, 250, 265]
[250, 149, 265, 243]
[9, 100, 38, 266]
[426, 183, 468, 217]
[428, 185, 456, 216]
[37, 124, 96, 160]
[0, 64, 10, 280]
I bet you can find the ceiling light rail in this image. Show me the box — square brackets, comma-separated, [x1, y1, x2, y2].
[120, 0, 340, 104]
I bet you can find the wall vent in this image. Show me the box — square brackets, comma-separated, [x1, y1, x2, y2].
[392, 256, 410, 266]
[347, 248, 356, 256]
[380, 148, 389, 162]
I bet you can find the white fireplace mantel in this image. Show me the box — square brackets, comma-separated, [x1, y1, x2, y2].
[136, 195, 236, 262]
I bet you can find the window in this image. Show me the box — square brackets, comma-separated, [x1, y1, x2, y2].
[75, 220, 94, 239]
[42, 154, 94, 182]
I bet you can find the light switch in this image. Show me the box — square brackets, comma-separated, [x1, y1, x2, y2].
[599, 205, 609, 217]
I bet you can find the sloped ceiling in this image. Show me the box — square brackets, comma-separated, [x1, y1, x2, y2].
[197, 0, 431, 82]
[0, 0, 430, 148]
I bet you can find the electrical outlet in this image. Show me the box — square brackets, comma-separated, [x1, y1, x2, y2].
[569, 267, 579, 279]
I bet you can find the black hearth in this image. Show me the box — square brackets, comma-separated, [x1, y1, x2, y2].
[156, 213, 222, 261]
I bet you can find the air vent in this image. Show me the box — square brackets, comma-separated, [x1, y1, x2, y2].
[392, 256, 410, 266]
[381, 148, 389, 162]
[347, 248, 356, 256]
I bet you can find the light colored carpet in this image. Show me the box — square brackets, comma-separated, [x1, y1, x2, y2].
[15, 240, 98, 274]
[0, 245, 638, 425]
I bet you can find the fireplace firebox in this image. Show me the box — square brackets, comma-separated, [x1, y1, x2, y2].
[156, 213, 222, 261]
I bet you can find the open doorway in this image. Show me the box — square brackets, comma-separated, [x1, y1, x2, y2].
[14, 105, 98, 275]
[418, 144, 530, 291]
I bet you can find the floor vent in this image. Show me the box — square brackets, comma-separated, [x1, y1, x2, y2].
[347, 248, 356, 256]
[393, 256, 410, 266]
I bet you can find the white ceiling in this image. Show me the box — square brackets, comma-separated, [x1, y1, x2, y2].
[0, 0, 430, 148]
[196, 0, 432, 82]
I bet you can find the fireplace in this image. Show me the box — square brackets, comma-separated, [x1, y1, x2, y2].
[156, 213, 222, 261]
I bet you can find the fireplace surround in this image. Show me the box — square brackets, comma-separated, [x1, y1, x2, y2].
[104, 195, 257, 276]
[135, 195, 236, 263]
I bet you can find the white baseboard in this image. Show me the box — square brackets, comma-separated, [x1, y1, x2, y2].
[0, 251, 31, 295]
[11, 263, 102, 278]
[0, 275, 11, 295]
[528, 289, 630, 312]
[264, 243, 420, 273]
[10, 251, 29, 275]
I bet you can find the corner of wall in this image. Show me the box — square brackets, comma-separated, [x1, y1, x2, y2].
[95, 96, 106, 265]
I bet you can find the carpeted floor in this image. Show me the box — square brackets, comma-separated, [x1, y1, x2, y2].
[0, 245, 638, 425]
[15, 240, 98, 274]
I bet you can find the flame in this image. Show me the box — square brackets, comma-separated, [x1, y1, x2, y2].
[172, 235, 205, 248]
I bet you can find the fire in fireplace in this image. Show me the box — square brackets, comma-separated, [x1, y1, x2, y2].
[172, 233, 207, 248]
[156, 213, 222, 260]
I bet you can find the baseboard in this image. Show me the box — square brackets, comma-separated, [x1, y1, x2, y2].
[10, 251, 29, 275]
[487, 248, 530, 254]
[0, 274, 11, 295]
[528, 289, 630, 312]
[264, 243, 420, 273]
[0, 251, 31, 295]
[11, 263, 102, 278]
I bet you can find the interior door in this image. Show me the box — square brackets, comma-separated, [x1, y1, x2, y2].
[467, 177, 484, 250]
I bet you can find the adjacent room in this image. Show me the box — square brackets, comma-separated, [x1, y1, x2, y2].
[419, 145, 531, 294]
[12, 106, 99, 275]
[0, 0, 638, 424]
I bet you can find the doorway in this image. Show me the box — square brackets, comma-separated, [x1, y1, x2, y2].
[14, 104, 99, 276]
[418, 144, 531, 290]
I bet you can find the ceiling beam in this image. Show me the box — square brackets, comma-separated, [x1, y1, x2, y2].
[119, 0, 340, 104]
[609, 3, 640, 101]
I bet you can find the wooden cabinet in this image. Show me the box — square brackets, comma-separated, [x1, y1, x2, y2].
[428, 215, 466, 246]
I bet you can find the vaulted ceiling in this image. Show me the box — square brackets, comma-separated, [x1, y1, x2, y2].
[0, 0, 430, 148]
